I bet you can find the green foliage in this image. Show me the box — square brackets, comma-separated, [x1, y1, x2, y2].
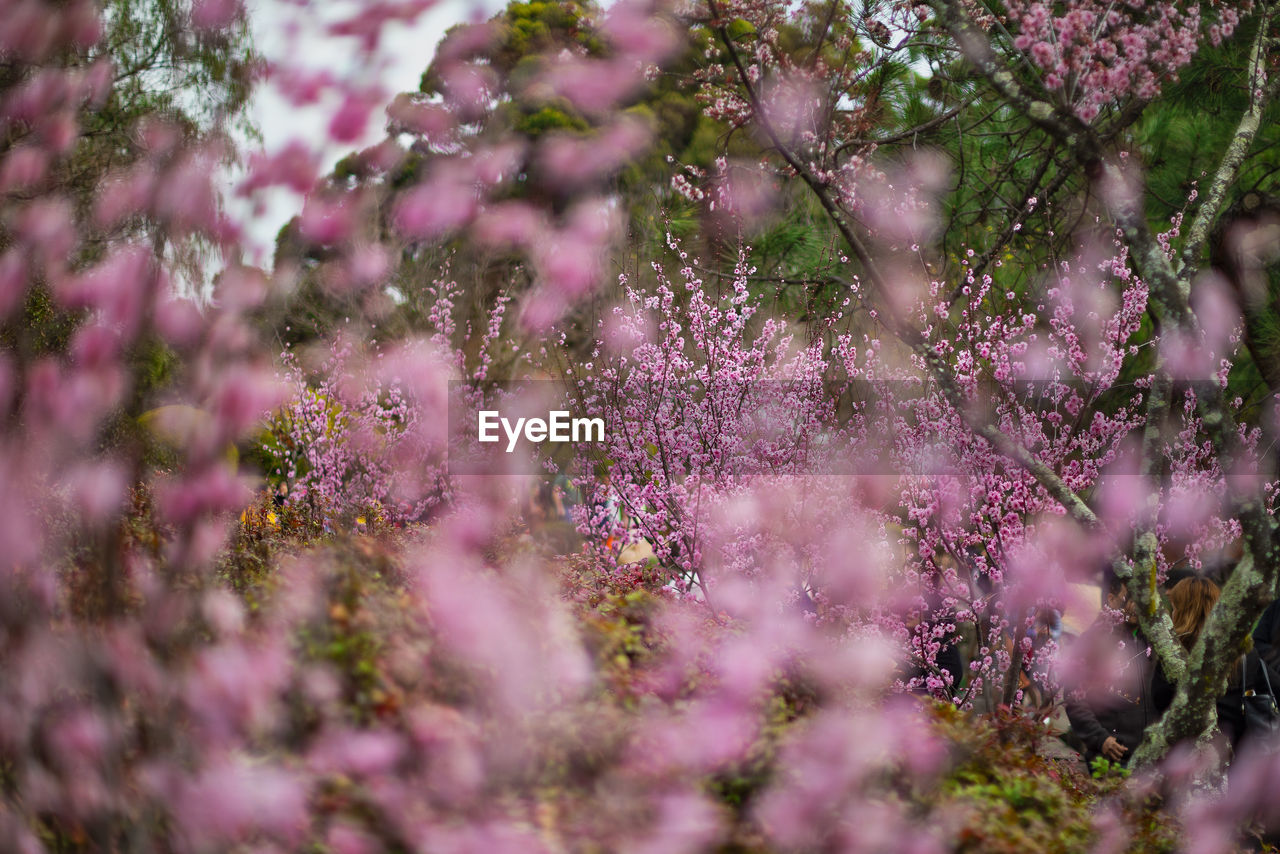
[498, 0, 605, 65]
[1089, 756, 1131, 780]
[3, 285, 81, 357]
[117, 486, 1262, 854]
[512, 104, 591, 136]
[97, 0, 258, 137]
[421, 0, 602, 98]
[1142, 19, 1280, 226]
[302, 583, 389, 722]
[925, 704, 1181, 854]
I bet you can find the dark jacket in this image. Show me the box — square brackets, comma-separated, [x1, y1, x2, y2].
[1151, 649, 1271, 751]
[1254, 599, 1280, 677]
[1063, 622, 1155, 766]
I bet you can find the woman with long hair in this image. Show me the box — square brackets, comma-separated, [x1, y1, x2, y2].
[1170, 575, 1221, 650]
[1152, 575, 1273, 754]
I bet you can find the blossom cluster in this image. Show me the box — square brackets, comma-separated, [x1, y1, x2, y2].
[1003, 0, 1247, 122]
[264, 336, 448, 528]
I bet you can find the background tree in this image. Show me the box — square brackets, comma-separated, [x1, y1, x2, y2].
[6, 0, 1280, 852]
[671, 0, 1280, 764]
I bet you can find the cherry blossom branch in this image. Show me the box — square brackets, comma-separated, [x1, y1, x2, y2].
[705, 0, 891, 294]
[928, 0, 1279, 710]
[925, 0, 1195, 318]
[1126, 76, 1280, 763]
[712, 0, 1241, 711]
[712, 0, 1194, 687]
[925, 0, 1100, 159]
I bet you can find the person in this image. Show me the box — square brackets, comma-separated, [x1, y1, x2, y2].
[1063, 571, 1156, 767]
[1151, 575, 1274, 755]
[1254, 598, 1280, 680]
[551, 472, 578, 521]
[1245, 599, 1280, 854]
[1163, 562, 1198, 593]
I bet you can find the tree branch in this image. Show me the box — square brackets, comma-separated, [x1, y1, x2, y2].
[1180, 5, 1279, 274]
[926, 0, 1099, 159]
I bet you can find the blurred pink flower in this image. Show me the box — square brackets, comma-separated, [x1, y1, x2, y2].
[190, 0, 242, 31]
[329, 90, 378, 143]
[394, 174, 477, 239]
[173, 760, 308, 849]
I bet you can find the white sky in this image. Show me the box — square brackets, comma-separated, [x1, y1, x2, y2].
[235, 0, 503, 265]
